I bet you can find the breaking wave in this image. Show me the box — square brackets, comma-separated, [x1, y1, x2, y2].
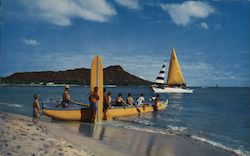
[191, 135, 249, 156]
[0, 102, 23, 108]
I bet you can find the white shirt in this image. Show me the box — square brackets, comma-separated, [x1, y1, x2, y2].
[137, 96, 145, 105]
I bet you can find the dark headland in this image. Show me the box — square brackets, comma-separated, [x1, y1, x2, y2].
[1, 65, 152, 86]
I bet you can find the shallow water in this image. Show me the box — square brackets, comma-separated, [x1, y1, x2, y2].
[0, 85, 249, 155]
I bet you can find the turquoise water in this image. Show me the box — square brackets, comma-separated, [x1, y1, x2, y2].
[0, 86, 249, 155]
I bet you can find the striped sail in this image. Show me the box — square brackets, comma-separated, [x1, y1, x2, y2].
[155, 61, 167, 84]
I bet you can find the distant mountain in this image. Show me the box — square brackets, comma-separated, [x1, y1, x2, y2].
[2, 65, 152, 85]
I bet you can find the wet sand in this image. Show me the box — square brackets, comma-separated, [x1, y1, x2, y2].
[0, 112, 92, 156]
[0, 112, 235, 156]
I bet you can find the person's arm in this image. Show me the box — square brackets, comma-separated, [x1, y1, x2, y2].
[37, 101, 41, 112]
[108, 97, 112, 108]
[34, 100, 40, 112]
[122, 98, 128, 106]
[66, 92, 71, 100]
[95, 94, 100, 100]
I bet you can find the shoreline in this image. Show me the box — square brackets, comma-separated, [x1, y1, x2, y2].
[0, 112, 93, 156]
[0, 112, 238, 156]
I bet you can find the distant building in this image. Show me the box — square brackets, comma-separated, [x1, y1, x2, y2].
[46, 82, 55, 86]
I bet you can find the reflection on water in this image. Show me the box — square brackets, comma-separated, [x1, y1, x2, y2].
[76, 121, 231, 156]
[168, 93, 184, 100]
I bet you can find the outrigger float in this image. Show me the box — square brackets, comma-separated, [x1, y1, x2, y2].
[42, 56, 168, 123]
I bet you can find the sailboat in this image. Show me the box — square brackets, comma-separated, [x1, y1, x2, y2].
[152, 48, 193, 93]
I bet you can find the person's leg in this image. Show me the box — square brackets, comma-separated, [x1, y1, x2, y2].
[91, 110, 96, 123]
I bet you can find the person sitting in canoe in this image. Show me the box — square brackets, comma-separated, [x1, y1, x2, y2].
[62, 85, 71, 108]
[126, 93, 134, 106]
[137, 93, 145, 106]
[89, 87, 99, 122]
[115, 93, 127, 106]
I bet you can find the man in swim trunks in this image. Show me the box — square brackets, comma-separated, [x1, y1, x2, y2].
[89, 87, 99, 122]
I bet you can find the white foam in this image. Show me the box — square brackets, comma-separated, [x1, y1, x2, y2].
[124, 125, 169, 135]
[134, 119, 152, 126]
[167, 125, 186, 132]
[0, 102, 23, 108]
[191, 135, 250, 156]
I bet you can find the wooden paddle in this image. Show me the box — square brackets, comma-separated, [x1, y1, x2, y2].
[70, 100, 90, 107]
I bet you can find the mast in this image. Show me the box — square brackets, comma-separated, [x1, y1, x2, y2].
[167, 48, 186, 87]
[155, 61, 167, 84]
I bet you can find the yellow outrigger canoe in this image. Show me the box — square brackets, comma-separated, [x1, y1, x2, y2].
[42, 56, 168, 123]
[42, 101, 167, 122]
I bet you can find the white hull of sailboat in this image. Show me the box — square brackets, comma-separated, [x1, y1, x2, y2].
[152, 86, 193, 93]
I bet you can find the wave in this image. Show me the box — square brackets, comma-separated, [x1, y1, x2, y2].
[109, 121, 186, 136]
[110, 121, 249, 156]
[0, 102, 23, 108]
[166, 125, 186, 133]
[123, 125, 169, 135]
[191, 135, 250, 156]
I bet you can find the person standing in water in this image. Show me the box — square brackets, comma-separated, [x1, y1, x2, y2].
[89, 87, 99, 122]
[32, 94, 40, 123]
[153, 94, 160, 111]
[103, 92, 112, 120]
[62, 85, 71, 108]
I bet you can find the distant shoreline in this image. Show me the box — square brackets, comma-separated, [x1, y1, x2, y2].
[0, 84, 249, 88]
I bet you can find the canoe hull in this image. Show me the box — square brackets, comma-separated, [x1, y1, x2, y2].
[42, 103, 167, 122]
[42, 108, 94, 122]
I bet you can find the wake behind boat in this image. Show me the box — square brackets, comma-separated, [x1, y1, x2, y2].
[152, 48, 193, 93]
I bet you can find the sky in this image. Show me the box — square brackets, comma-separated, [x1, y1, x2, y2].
[0, 0, 250, 87]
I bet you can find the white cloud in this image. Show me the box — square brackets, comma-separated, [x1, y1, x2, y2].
[21, 0, 117, 26]
[160, 1, 215, 26]
[22, 38, 40, 46]
[200, 22, 208, 29]
[114, 0, 139, 9]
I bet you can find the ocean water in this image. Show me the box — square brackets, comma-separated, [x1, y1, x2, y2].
[0, 85, 249, 155]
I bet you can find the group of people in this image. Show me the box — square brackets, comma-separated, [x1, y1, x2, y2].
[32, 85, 162, 123]
[104, 92, 146, 107]
[103, 89, 161, 109]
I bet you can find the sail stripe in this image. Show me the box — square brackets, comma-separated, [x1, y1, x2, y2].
[156, 77, 164, 80]
[155, 61, 167, 84]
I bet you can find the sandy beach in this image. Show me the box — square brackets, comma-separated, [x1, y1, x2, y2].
[0, 111, 237, 156]
[0, 112, 93, 156]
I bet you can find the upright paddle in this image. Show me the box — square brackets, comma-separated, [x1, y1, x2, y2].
[90, 56, 103, 123]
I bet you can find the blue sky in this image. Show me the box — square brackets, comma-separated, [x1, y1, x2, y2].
[0, 0, 249, 87]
